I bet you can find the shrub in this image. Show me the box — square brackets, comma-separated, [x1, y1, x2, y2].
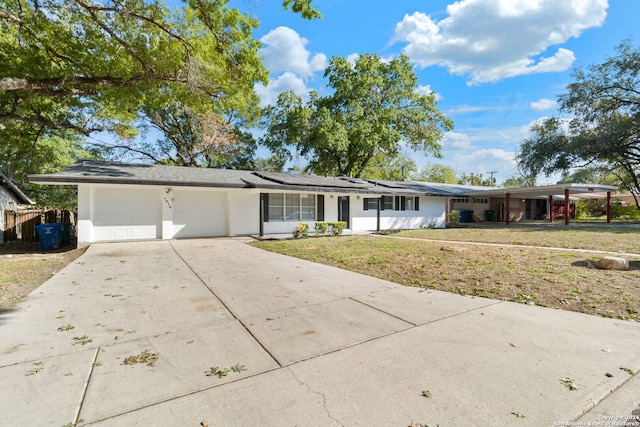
[293, 223, 309, 238]
[314, 221, 347, 236]
[330, 221, 346, 235]
[314, 222, 328, 235]
[447, 210, 460, 227]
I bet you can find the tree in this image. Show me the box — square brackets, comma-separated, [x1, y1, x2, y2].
[261, 54, 453, 178]
[457, 172, 494, 187]
[1, 0, 321, 205]
[103, 104, 257, 169]
[412, 163, 458, 184]
[253, 156, 285, 172]
[0, 0, 274, 136]
[360, 154, 417, 181]
[501, 176, 530, 188]
[517, 41, 640, 209]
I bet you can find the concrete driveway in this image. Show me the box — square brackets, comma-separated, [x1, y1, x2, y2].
[1, 238, 639, 426]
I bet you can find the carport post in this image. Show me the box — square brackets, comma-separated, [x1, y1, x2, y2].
[548, 195, 553, 222]
[505, 193, 511, 225]
[564, 188, 570, 225]
[259, 195, 264, 237]
[606, 191, 612, 223]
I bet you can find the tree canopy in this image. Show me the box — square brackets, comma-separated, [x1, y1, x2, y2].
[0, 0, 319, 205]
[261, 54, 453, 178]
[0, 0, 275, 136]
[517, 41, 640, 207]
[412, 162, 458, 184]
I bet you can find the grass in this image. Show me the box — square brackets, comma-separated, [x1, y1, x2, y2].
[397, 224, 640, 252]
[251, 225, 640, 321]
[0, 244, 85, 311]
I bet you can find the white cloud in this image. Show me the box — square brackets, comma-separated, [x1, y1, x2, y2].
[441, 131, 473, 151]
[346, 53, 360, 66]
[416, 84, 443, 101]
[447, 104, 495, 114]
[393, 0, 608, 84]
[259, 27, 327, 77]
[530, 98, 558, 111]
[255, 72, 309, 107]
[448, 148, 518, 181]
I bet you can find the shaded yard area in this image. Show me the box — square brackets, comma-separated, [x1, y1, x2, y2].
[252, 227, 640, 321]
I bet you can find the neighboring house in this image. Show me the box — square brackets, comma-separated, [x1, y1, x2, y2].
[1, 172, 35, 243]
[28, 161, 619, 243]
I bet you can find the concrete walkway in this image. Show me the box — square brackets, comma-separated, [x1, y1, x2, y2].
[1, 238, 639, 426]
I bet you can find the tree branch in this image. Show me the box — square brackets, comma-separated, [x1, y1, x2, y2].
[73, 0, 155, 76]
[0, 75, 189, 95]
[0, 113, 102, 135]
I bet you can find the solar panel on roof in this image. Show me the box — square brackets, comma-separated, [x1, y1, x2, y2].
[252, 171, 371, 189]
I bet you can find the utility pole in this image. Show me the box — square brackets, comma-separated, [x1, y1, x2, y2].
[487, 171, 497, 185]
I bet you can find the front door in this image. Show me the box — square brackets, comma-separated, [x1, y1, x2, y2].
[338, 196, 350, 228]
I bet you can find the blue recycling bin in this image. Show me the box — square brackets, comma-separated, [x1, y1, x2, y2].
[460, 210, 474, 223]
[35, 223, 62, 252]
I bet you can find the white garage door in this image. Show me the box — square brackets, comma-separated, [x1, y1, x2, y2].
[173, 190, 228, 238]
[93, 187, 161, 241]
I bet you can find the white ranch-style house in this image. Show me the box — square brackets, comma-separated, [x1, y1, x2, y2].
[29, 161, 618, 243]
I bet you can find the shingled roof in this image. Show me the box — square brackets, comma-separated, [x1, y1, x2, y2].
[29, 160, 500, 197]
[1, 172, 34, 205]
[29, 161, 381, 193]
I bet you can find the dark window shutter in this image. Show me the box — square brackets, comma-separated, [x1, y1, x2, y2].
[317, 195, 325, 221]
[363, 198, 368, 211]
[395, 196, 400, 211]
[380, 197, 385, 211]
[414, 197, 420, 211]
[261, 193, 269, 222]
[400, 196, 406, 211]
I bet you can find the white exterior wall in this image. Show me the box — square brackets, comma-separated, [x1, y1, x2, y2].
[76, 185, 449, 242]
[0, 188, 20, 243]
[77, 184, 93, 243]
[351, 196, 447, 231]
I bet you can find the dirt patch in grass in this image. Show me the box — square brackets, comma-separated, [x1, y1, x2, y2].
[252, 231, 640, 321]
[0, 242, 87, 311]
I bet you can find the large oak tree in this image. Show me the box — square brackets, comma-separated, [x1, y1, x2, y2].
[261, 54, 453, 178]
[1, 0, 318, 204]
[517, 41, 640, 208]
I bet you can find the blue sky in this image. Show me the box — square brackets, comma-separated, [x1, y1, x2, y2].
[234, 0, 639, 184]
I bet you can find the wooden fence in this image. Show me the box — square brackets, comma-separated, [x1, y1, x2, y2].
[3, 209, 76, 243]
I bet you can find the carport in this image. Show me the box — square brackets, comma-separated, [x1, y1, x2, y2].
[469, 183, 619, 225]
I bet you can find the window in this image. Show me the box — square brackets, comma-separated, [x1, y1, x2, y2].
[405, 197, 417, 211]
[301, 194, 315, 220]
[363, 198, 378, 211]
[266, 193, 317, 222]
[381, 196, 393, 210]
[401, 196, 420, 211]
[268, 194, 284, 221]
[285, 193, 298, 220]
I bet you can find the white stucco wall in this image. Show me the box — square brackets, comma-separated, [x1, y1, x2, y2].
[76, 185, 449, 242]
[351, 196, 447, 231]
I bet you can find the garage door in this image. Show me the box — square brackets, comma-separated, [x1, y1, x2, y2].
[93, 187, 161, 241]
[173, 190, 228, 238]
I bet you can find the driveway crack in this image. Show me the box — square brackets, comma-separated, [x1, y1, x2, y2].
[288, 367, 345, 427]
